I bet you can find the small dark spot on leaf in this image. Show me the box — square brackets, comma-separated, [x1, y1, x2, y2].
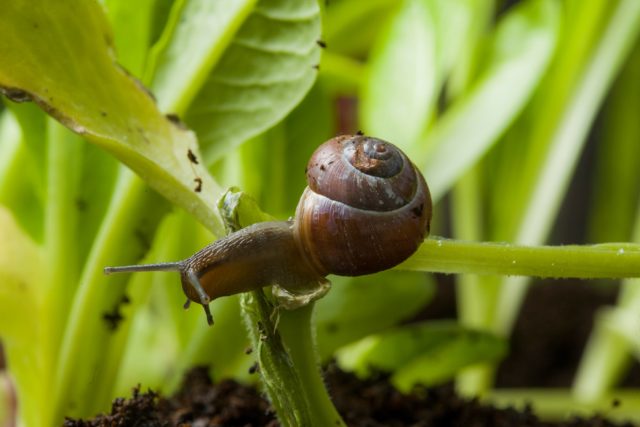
[612, 398, 621, 408]
[75, 198, 88, 211]
[166, 113, 187, 129]
[356, 130, 364, 136]
[103, 308, 124, 331]
[194, 177, 203, 192]
[312, 64, 320, 70]
[325, 322, 339, 334]
[33, 22, 39, 29]
[316, 40, 327, 48]
[100, 111, 107, 117]
[244, 347, 253, 355]
[248, 362, 259, 374]
[187, 149, 199, 164]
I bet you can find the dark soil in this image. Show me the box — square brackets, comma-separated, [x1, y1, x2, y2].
[63, 363, 635, 427]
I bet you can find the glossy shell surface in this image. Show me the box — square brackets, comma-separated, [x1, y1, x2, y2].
[294, 135, 432, 276]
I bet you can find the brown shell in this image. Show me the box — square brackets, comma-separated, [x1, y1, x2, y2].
[294, 135, 432, 276]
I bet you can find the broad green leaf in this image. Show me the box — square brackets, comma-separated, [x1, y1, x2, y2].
[337, 321, 506, 392]
[392, 326, 506, 391]
[421, 0, 559, 201]
[185, 0, 322, 162]
[360, 0, 439, 153]
[147, 0, 257, 112]
[0, 0, 224, 235]
[315, 271, 434, 360]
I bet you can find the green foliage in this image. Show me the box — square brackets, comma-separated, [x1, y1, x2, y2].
[338, 321, 506, 392]
[1, 0, 640, 425]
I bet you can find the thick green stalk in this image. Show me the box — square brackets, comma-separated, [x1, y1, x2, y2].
[41, 121, 82, 418]
[279, 304, 347, 427]
[400, 238, 640, 279]
[241, 291, 313, 427]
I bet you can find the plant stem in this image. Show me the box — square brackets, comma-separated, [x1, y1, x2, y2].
[279, 304, 347, 427]
[399, 237, 640, 279]
[487, 389, 640, 422]
[41, 121, 83, 424]
[241, 291, 313, 427]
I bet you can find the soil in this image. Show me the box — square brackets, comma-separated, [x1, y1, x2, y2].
[60, 280, 640, 427]
[62, 363, 634, 427]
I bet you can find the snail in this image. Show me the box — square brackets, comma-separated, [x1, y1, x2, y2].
[104, 135, 432, 325]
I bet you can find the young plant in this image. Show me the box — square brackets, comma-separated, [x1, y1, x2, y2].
[2, 0, 640, 426]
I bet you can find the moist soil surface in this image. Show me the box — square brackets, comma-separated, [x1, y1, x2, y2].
[63, 365, 632, 427]
[63, 281, 638, 427]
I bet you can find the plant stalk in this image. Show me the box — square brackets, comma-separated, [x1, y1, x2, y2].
[400, 238, 640, 279]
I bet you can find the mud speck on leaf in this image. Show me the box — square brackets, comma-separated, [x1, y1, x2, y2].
[194, 177, 202, 192]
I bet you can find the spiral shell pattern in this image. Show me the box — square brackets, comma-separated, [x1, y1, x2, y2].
[294, 135, 432, 276]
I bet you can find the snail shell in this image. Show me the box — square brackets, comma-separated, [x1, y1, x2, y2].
[294, 135, 431, 276]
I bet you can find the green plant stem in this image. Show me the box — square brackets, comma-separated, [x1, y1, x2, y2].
[41, 121, 82, 415]
[52, 170, 167, 423]
[242, 291, 313, 427]
[487, 389, 640, 422]
[278, 304, 347, 427]
[572, 308, 634, 402]
[399, 237, 640, 279]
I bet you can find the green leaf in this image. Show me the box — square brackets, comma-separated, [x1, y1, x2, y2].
[315, 271, 434, 360]
[104, 0, 163, 75]
[587, 41, 640, 242]
[184, 0, 322, 162]
[337, 321, 507, 392]
[0, 0, 224, 235]
[0, 103, 47, 241]
[360, 0, 439, 152]
[146, 0, 257, 112]
[323, 0, 398, 57]
[0, 206, 42, 339]
[421, 0, 559, 201]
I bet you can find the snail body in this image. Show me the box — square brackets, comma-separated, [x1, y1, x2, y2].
[105, 135, 432, 325]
